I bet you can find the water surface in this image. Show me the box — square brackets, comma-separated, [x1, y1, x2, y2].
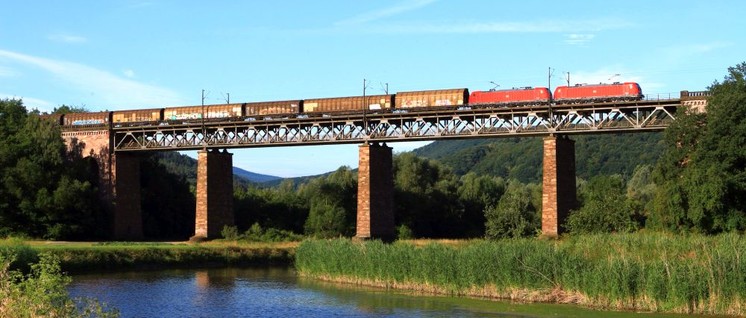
[68, 267, 704, 317]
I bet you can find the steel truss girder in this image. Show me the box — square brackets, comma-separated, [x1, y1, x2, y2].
[110, 100, 681, 151]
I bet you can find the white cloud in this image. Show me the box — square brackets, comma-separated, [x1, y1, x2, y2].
[0, 65, 17, 77]
[659, 42, 733, 64]
[564, 34, 595, 45]
[0, 49, 185, 110]
[123, 69, 135, 78]
[307, 17, 633, 35]
[0, 93, 55, 113]
[48, 33, 88, 44]
[336, 0, 436, 26]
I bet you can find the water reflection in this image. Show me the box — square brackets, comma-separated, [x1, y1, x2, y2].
[68, 267, 706, 318]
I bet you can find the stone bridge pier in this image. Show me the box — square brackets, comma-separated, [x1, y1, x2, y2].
[355, 142, 395, 241]
[192, 149, 235, 240]
[541, 134, 577, 237]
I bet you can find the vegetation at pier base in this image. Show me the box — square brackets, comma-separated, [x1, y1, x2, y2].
[295, 234, 746, 316]
[1, 240, 119, 317]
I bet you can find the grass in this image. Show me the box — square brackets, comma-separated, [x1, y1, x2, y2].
[295, 232, 746, 316]
[11, 239, 298, 273]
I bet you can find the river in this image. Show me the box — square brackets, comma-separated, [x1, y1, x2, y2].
[68, 267, 701, 318]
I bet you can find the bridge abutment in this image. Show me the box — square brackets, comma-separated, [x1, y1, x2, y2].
[192, 149, 234, 240]
[63, 130, 144, 240]
[356, 142, 395, 241]
[541, 135, 577, 238]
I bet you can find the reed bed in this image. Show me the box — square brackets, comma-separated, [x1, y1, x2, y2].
[295, 233, 746, 316]
[3, 240, 297, 272]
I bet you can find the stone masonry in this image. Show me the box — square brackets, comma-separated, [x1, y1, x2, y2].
[193, 149, 234, 239]
[355, 142, 395, 241]
[541, 135, 577, 237]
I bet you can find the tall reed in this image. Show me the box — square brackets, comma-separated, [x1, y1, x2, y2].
[295, 233, 746, 315]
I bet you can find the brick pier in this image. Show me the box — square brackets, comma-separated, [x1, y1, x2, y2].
[541, 135, 577, 237]
[193, 149, 234, 240]
[112, 152, 143, 240]
[356, 142, 395, 241]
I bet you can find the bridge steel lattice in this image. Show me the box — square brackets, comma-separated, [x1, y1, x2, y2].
[109, 99, 681, 152]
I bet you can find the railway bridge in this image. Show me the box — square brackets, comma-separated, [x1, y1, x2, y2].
[61, 92, 709, 240]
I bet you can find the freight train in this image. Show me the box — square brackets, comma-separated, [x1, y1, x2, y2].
[47, 82, 644, 128]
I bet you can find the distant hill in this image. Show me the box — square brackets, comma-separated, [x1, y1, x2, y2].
[153, 152, 281, 185]
[413, 133, 665, 183]
[233, 167, 282, 183]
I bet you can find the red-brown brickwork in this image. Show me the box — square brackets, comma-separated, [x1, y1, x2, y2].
[541, 135, 577, 238]
[193, 149, 234, 240]
[356, 142, 395, 241]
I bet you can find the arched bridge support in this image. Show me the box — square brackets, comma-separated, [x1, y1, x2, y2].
[192, 148, 234, 240]
[542, 135, 577, 238]
[356, 142, 395, 242]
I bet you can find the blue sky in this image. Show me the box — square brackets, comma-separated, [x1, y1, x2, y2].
[1, 0, 743, 177]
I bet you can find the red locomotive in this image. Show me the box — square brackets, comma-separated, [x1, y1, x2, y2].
[469, 87, 551, 106]
[553, 82, 643, 103]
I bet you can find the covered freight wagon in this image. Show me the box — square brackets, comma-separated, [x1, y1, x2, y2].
[112, 108, 163, 125]
[303, 95, 393, 113]
[63, 112, 110, 126]
[553, 82, 643, 102]
[164, 103, 243, 121]
[469, 87, 550, 105]
[244, 100, 301, 117]
[395, 89, 468, 109]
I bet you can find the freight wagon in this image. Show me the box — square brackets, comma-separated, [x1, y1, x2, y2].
[469, 87, 551, 106]
[244, 100, 301, 118]
[164, 103, 243, 121]
[395, 89, 468, 109]
[64, 111, 110, 126]
[112, 108, 163, 126]
[303, 94, 393, 113]
[553, 82, 643, 103]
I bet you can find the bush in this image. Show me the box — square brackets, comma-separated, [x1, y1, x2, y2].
[0, 251, 119, 317]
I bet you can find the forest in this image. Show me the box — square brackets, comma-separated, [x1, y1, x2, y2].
[0, 62, 744, 241]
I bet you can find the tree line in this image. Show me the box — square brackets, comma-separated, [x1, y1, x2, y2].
[0, 62, 744, 240]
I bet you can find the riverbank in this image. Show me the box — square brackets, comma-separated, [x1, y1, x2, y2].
[295, 233, 746, 316]
[22, 240, 297, 273]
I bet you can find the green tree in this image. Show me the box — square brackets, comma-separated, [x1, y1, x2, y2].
[484, 180, 539, 239]
[299, 167, 357, 237]
[0, 99, 102, 239]
[566, 175, 639, 234]
[651, 63, 746, 233]
[457, 172, 505, 237]
[393, 153, 461, 238]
